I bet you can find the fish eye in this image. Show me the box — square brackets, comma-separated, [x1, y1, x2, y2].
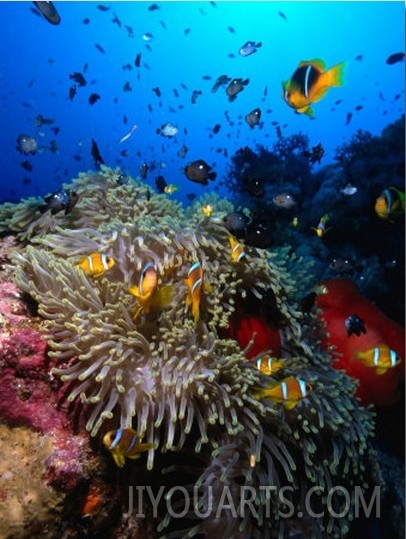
[284, 91, 290, 100]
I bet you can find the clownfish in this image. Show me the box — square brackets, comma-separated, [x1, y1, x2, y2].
[374, 186, 405, 222]
[228, 234, 246, 262]
[75, 253, 115, 277]
[254, 376, 312, 410]
[255, 354, 285, 376]
[311, 214, 331, 238]
[128, 262, 172, 318]
[355, 344, 401, 375]
[103, 428, 156, 468]
[282, 59, 345, 117]
[185, 261, 212, 324]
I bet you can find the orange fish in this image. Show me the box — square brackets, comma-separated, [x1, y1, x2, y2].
[282, 59, 345, 117]
[128, 262, 172, 318]
[103, 428, 155, 468]
[356, 344, 401, 375]
[75, 253, 115, 277]
[311, 214, 331, 238]
[255, 376, 312, 410]
[228, 235, 246, 262]
[185, 261, 205, 324]
[255, 354, 285, 376]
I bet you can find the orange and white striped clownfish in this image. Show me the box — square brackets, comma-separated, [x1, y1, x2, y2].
[254, 376, 312, 410]
[374, 186, 405, 222]
[74, 253, 115, 278]
[185, 260, 211, 325]
[255, 353, 286, 376]
[103, 428, 156, 468]
[355, 344, 401, 375]
[311, 214, 331, 238]
[282, 59, 345, 117]
[228, 234, 246, 262]
[128, 262, 172, 318]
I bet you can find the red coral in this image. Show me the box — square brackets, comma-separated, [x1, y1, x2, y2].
[0, 279, 94, 492]
[315, 278, 405, 407]
[229, 314, 281, 359]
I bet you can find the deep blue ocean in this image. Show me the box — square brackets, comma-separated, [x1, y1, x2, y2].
[0, 1, 404, 206]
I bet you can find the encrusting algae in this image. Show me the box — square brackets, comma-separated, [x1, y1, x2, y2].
[2, 166, 376, 538]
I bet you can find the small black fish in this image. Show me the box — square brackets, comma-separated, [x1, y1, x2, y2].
[40, 189, 79, 215]
[212, 124, 221, 134]
[243, 221, 273, 249]
[89, 93, 101, 105]
[95, 43, 106, 54]
[227, 26, 235, 34]
[123, 81, 132, 92]
[97, 4, 110, 11]
[21, 160, 33, 171]
[245, 177, 264, 198]
[245, 107, 261, 128]
[35, 114, 54, 127]
[140, 162, 149, 179]
[68, 84, 77, 101]
[152, 87, 161, 97]
[303, 143, 324, 164]
[177, 144, 188, 158]
[33, 1, 60, 24]
[134, 53, 142, 67]
[211, 75, 231, 93]
[355, 105, 363, 111]
[83, 17, 90, 24]
[355, 54, 363, 61]
[112, 12, 122, 27]
[91, 138, 104, 167]
[344, 314, 366, 337]
[386, 52, 405, 65]
[329, 258, 355, 275]
[226, 78, 249, 101]
[155, 175, 167, 193]
[69, 72, 86, 87]
[191, 90, 202, 104]
[148, 3, 160, 10]
[345, 112, 352, 126]
[223, 211, 251, 234]
[184, 159, 216, 185]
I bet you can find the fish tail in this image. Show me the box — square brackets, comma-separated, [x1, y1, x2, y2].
[150, 285, 173, 311]
[325, 61, 346, 87]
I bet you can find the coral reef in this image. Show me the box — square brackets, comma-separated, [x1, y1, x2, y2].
[0, 166, 377, 537]
[225, 116, 405, 325]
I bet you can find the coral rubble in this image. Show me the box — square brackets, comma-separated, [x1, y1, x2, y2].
[1, 166, 377, 537]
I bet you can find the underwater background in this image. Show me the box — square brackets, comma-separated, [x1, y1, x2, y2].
[0, 2, 405, 539]
[0, 1, 404, 205]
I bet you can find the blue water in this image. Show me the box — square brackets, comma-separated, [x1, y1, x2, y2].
[0, 1, 404, 205]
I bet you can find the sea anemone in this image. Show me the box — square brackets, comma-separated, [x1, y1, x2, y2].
[6, 167, 375, 537]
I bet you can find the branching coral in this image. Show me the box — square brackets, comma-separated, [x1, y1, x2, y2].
[5, 166, 375, 537]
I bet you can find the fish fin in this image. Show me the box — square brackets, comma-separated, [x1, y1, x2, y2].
[324, 61, 346, 87]
[307, 58, 326, 71]
[128, 285, 141, 298]
[112, 452, 126, 467]
[208, 171, 217, 181]
[283, 400, 298, 410]
[148, 285, 173, 312]
[376, 368, 388, 375]
[256, 42, 262, 48]
[296, 105, 314, 117]
[243, 78, 250, 85]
